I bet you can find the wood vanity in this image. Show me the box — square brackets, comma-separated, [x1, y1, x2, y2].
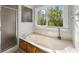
[19, 39, 46, 53]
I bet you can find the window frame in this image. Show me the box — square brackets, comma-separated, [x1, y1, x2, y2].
[35, 5, 64, 28]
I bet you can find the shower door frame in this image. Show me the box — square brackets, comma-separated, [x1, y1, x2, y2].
[0, 5, 18, 52]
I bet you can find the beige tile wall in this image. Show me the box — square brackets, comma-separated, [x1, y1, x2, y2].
[34, 29, 72, 40]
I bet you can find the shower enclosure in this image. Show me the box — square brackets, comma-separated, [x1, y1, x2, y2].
[0, 5, 18, 52]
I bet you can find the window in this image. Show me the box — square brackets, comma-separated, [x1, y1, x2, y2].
[37, 10, 46, 25]
[22, 6, 32, 22]
[37, 5, 64, 27]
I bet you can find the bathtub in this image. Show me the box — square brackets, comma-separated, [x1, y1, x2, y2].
[20, 33, 73, 53]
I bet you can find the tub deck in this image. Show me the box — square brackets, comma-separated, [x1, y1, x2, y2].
[20, 33, 74, 53]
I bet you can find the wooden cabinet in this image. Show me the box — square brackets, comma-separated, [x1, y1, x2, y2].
[19, 39, 27, 52]
[25, 41, 36, 53]
[19, 39, 46, 53]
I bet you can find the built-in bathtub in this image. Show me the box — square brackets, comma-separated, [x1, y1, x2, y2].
[20, 33, 74, 53]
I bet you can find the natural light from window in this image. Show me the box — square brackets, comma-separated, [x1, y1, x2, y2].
[37, 5, 64, 27]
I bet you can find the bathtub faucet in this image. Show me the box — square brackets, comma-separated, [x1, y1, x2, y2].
[58, 27, 61, 40]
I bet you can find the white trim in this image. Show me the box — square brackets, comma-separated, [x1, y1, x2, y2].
[2, 6, 17, 11]
[0, 6, 1, 52]
[3, 45, 18, 53]
[16, 9, 19, 46]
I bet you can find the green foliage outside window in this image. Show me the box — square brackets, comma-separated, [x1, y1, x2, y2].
[37, 10, 46, 25]
[48, 7, 63, 26]
[37, 6, 63, 27]
[37, 16, 46, 25]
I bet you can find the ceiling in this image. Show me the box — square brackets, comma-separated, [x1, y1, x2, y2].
[33, 5, 44, 8]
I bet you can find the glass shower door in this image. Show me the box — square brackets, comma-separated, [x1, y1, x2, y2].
[1, 6, 17, 52]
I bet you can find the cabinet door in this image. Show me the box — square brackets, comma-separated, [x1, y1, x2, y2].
[29, 44, 36, 53]
[35, 47, 42, 53]
[26, 42, 36, 53]
[25, 42, 30, 53]
[19, 39, 26, 52]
